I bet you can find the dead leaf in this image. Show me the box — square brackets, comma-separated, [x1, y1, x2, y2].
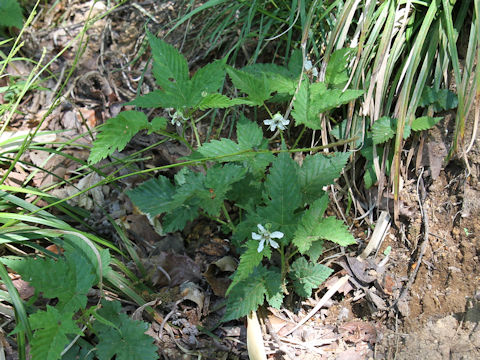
[180, 281, 205, 313]
[143, 252, 201, 287]
[203, 256, 236, 297]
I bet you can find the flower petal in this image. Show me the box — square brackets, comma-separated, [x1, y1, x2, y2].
[270, 231, 284, 239]
[263, 119, 274, 125]
[252, 232, 262, 240]
[257, 239, 265, 252]
[269, 239, 279, 249]
[257, 224, 266, 233]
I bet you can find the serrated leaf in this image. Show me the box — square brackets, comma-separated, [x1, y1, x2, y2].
[292, 81, 312, 128]
[126, 176, 175, 217]
[299, 152, 350, 203]
[196, 93, 252, 110]
[260, 152, 302, 237]
[263, 267, 284, 308]
[224, 273, 267, 322]
[194, 138, 243, 160]
[419, 87, 458, 110]
[315, 217, 356, 246]
[228, 240, 270, 293]
[307, 241, 324, 262]
[292, 195, 329, 253]
[312, 88, 364, 114]
[237, 116, 264, 148]
[147, 31, 189, 98]
[93, 300, 158, 360]
[126, 89, 185, 109]
[203, 164, 247, 216]
[372, 116, 396, 144]
[243, 63, 297, 94]
[6, 249, 96, 313]
[29, 306, 81, 360]
[325, 48, 354, 87]
[147, 117, 167, 133]
[411, 116, 442, 131]
[89, 111, 149, 164]
[227, 66, 272, 105]
[162, 205, 199, 233]
[189, 60, 226, 106]
[289, 258, 333, 297]
[0, 0, 23, 28]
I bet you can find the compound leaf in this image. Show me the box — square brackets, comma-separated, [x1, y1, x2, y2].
[289, 258, 333, 297]
[88, 111, 148, 164]
[29, 306, 81, 360]
[93, 300, 158, 360]
[126, 176, 175, 217]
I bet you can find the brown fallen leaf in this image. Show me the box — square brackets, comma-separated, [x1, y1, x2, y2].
[203, 256, 236, 297]
[143, 252, 201, 287]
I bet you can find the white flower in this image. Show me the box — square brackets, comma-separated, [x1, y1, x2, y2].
[304, 59, 318, 77]
[263, 113, 290, 132]
[167, 108, 187, 126]
[252, 224, 283, 252]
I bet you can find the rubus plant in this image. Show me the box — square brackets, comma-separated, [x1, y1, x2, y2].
[88, 31, 363, 320]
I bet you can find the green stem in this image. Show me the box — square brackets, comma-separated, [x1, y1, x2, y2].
[222, 203, 236, 231]
[190, 117, 202, 147]
[280, 244, 287, 281]
[292, 126, 306, 148]
[263, 103, 274, 118]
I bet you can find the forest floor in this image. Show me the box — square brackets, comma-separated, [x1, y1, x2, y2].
[2, 1, 479, 359]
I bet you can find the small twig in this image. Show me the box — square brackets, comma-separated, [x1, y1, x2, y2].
[391, 168, 429, 309]
[263, 315, 296, 360]
[283, 275, 349, 336]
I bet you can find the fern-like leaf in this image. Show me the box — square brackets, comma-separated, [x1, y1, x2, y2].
[88, 111, 148, 164]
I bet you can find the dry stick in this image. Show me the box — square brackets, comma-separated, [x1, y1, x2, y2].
[263, 315, 296, 360]
[391, 168, 429, 309]
[283, 275, 350, 336]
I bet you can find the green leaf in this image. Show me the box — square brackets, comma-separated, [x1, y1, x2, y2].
[203, 164, 247, 216]
[0, 0, 23, 28]
[228, 240, 270, 293]
[127, 89, 185, 109]
[227, 66, 272, 105]
[189, 60, 226, 106]
[311, 88, 364, 114]
[260, 152, 302, 237]
[88, 111, 148, 164]
[243, 63, 297, 94]
[196, 93, 252, 110]
[372, 116, 396, 144]
[263, 267, 284, 308]
[292, 195, 329, 253]
[162, 205, 199, 233]
[419, 87, 458, 110]
[291, 81, 312, 128]
[237, 116, 264, 148]
[93, 300, 158, 360]
[147, 31, 189, 99]
[411, 116, 442, 131]
[147, 117, 167, 133]
[29, 306, 81, 360]
[307, 241, 324, 262]
[325, 48, 355, 87]
[224, 271, 267, 322]
[126, 176, 175, 217]
[289, 258, 333, 297]
[299, 152, 350, 203]
[314, 217, 356, 246]
[6, 249, 97, 313]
